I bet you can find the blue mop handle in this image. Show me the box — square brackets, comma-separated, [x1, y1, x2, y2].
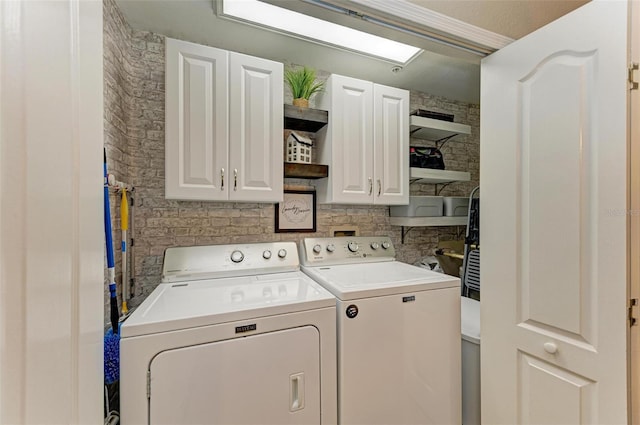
[104, 150, 119, 334]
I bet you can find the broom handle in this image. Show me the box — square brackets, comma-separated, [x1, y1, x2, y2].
[121, 190, 129, 315]
[104, 149, 119, 333]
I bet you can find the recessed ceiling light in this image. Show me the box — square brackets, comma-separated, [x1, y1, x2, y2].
[219, 0, 422, 65]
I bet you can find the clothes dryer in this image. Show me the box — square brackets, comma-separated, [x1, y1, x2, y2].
[120, 242, 337, 425]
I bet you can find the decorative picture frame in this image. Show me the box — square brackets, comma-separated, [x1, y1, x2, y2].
[275, 190, 317, 233]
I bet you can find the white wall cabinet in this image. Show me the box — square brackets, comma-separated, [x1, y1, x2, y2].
[165, 38, 283, 202]
[316, 74, 409, 205]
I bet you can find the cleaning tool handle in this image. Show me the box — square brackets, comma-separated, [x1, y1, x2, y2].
[104, 149, 119, 333]
[121, 190, 128, 232]
[110, 285, 119, 330]
[104, 152, 115, 270]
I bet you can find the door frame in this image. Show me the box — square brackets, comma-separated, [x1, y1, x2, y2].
[629, 1, 639, 423]
[0, 0, 104, 422]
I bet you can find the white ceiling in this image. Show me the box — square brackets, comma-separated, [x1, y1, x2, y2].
[115, 0, 587, 104]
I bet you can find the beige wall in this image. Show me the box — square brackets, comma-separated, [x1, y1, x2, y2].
[103, 0, 479, 321]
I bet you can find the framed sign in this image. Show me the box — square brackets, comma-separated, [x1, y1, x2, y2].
[275, 190, 316, 233]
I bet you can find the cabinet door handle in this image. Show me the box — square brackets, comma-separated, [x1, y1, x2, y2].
[368, 177, 373, 196]
[377, 179, 382, 197]
[220, 168, 225, 190]
[234, 169, 238, 191]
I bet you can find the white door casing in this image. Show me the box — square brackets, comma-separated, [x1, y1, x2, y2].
[373, 84, 409, 205]
[165, 38, 229, 201]
[480, 1, 628, 423]
[0, 0, 103, 422]
[629, 1, 640, 423]
[229, 52, 283, 203]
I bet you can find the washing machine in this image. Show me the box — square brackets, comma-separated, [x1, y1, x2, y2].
[120, 242, 337, 425]
[299, 236, 461, 425]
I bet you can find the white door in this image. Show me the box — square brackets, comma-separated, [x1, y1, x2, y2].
[320, 74, 374, 204]
[373, 84, 409, 205]
[481, 1, 628, 423]
[229, 52, 283, 203]
[149, 326, 321, 425]
[165, 38, 229, 201]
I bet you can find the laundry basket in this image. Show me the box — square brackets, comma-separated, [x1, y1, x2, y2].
[286, 131, 313, 164]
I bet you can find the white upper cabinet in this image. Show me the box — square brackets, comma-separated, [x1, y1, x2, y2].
[165, 38, 229, 201]
[316, 74, 409, 205]
[229, 53, 283, 202]
[165, 38, 283, 202]
[374, 84, 409, 204]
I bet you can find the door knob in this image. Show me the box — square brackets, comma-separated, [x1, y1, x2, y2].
[543, 342, 558, 354]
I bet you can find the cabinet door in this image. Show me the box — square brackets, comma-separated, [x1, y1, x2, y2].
[373, 84, 409, 205]
[165, 38, 228, 200]
[229, 53, 283, 203]
[326, 75, 374, 204]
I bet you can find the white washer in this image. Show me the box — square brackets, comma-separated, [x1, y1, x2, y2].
[120, 242, 337, 425]
[299, 237, 461, 425]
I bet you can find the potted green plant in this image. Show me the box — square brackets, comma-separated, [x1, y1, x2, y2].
[285, 66, 325, 108]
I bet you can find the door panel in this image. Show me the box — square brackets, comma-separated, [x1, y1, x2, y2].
[373, 84, 409, 205]
[518, 52, 596, 343]
[149, 326, 321, 425]
[165, 38, 228, 200]
[481, 1, 628, 423]
[518, 353, 595, 425]
[229, 52, 283, 202]
[329, 75, 373, 204]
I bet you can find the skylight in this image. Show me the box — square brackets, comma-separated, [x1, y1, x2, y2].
[219, 0, 423, 65]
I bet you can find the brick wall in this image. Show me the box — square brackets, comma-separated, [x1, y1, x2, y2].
[103, 0, 479, 321]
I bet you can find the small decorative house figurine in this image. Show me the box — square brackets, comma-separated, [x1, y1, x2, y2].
[286, 131, 313, 164]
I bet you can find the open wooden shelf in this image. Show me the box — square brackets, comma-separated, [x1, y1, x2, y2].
[284, 163, 329, 179]
[284, 104, 328, 132]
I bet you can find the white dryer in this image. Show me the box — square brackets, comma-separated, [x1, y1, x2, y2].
[120, 242, 337, 425]
[299, 237, 461, 425]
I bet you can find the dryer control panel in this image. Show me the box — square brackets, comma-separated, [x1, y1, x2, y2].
[299, 237, 396, 266]
[162, 242, 300, 282]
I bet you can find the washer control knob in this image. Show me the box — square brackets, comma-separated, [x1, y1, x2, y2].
[326, 244, 336, 253]
[278, 249, 287, 258]
[381, 241, 391, 250]
[230, 250, 244, 263]
[313, 244, 322, 254]
[347, 242, 359, 253]
[262, 250, 272, 259]
[370, 242, 380, 250]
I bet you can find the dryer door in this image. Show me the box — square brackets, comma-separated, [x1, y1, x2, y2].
[149, 326, 321, 425]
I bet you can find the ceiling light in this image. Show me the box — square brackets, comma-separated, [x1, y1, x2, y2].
[219, 0, 423, 65]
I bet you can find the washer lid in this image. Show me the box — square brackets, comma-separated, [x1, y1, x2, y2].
[301, 261, 459, 300]
[461, 296, 480, 344]
[120, 271, 335, 338]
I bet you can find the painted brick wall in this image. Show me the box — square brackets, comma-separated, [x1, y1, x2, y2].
[103, 0, 479, 321]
